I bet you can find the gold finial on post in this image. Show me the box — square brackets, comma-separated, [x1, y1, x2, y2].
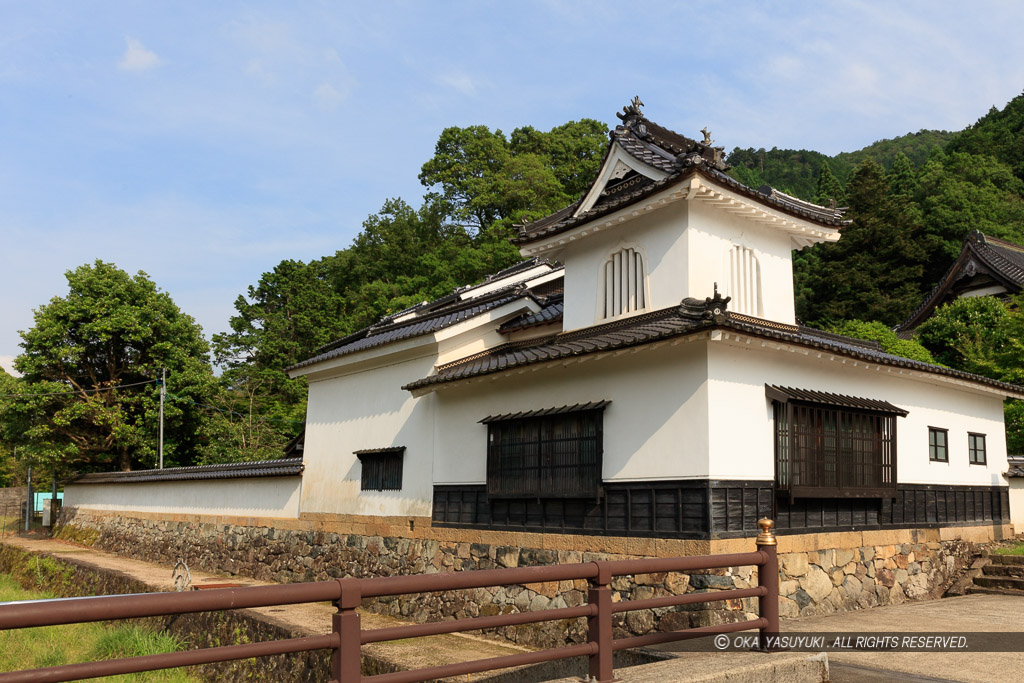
[756, 517, 777, 546]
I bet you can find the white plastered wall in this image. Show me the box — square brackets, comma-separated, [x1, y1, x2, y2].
[432, 341, 710, 484]
[686, 200, 797, 325]
[64, 477, 301, 518]
[301, 353, 437, 517]
[1009, 480, 1024, 529]
[560, 200, 690, 331]
[706, 338, 1009, 487]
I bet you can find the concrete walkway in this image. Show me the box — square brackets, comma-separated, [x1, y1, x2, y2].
[653, 593, 1024, 682]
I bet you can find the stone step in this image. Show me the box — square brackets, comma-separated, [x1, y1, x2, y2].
[967, 584, 1024, 598]
[983, 563, 1024, 577]
[986, 553, 1024, 565]
[972, 575, 1024, 591]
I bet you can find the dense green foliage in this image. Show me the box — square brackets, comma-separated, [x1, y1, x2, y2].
[826, 320, 936, 364]
[917, 296, 1024, 451]
[0, 262, 218, 473]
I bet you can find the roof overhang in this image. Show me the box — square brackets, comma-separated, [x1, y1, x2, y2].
[519, 171, 841, 258]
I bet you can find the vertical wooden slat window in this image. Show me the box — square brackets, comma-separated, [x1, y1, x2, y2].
[602, 247, 647, 319]
[356, 448, 405, 491]
[486, 407, 604, 499]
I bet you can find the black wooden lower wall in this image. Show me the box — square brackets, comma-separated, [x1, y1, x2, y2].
[432, 482, 1010, 540]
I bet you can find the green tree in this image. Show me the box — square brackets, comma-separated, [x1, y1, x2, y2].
[826, 320, 936, 364]
[887, 151, 918, 197]
[946, 93, 1024, 181]
[917, 295, 1024, 452]
[813, 161, 845, 206]
[799, 160, 926, 326]
[10, 261, 217, 472]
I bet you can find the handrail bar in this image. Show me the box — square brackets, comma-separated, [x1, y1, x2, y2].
[0, 633, 338, 683]
[360, 604, 598, 644]
[611, 586, 767, 614]
[612, 618, 768, 651]
[365, 642, 599, 683]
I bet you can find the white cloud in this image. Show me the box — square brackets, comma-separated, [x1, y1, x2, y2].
[118, 37, 162, 72]
[437, 72, 479, 96]
[313, 82, 345, 110]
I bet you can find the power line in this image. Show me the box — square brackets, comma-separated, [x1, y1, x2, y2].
[165, 392, 305, 425]
[0, 378, 157, 398]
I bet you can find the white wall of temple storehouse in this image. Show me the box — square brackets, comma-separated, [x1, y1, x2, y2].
[63, 476, 302, 518]
[706, 337, 1010, 487]
[431, 340, 711, 485]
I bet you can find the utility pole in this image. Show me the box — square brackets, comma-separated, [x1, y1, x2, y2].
[25, 462, 32, 532]
[159, 368, 166, 469]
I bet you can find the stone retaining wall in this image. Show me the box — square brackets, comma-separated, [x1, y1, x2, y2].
[0, 487, 27, 516]
[58, 508, 978, 649]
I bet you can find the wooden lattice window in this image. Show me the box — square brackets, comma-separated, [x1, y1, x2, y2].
[356, 448, 405, 491]
[769, 386, 905, 499]
[483, 403, 607, 499]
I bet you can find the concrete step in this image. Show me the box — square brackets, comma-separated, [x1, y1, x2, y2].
[972, 575, 1024, 591]
[985, 553, 1024, 565]
[982, 563, 1024, 577]
[966, 584, 1024, 597]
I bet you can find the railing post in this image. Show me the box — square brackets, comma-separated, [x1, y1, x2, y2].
[331, 578, 362, 683]
[587, 561, 615, 683]
[756, 517, 779, 651]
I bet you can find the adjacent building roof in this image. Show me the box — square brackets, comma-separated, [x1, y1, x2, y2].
[69, 457, 304, 484]
[289, 260, 563, 373]
[514, 106, 847, 246]
[403, 296, 1024, 399]
[897, 231, 1024, 333]
[1006, 455, 1024, 478]
[498, 295, 564, 333]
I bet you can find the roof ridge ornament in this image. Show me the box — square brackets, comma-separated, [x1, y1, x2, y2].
[678, 283, 731, 323]
[616, 95, 645, 123]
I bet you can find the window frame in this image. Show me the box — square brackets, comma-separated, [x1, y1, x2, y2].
[929, 427, 949, 463]
[483, 403, 607, 500]
[968, 432, 987, 466]
[355, 447, 405, 491]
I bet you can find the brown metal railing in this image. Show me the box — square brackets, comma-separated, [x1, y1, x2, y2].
[0, 518, 780, 683]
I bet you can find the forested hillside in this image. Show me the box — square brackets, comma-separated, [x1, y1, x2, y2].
[4, 93, 1024, 476]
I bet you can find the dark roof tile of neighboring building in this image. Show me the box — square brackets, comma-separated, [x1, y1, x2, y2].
[514, 111, 846, 246]
[898, 232, 1024, 333]
[404, 300, 1024, 399]
[498, 296, 564, 333]
[1007, 455, 1024, 478]
[289, 260, 566, 372]
[70, 458, 304, 484]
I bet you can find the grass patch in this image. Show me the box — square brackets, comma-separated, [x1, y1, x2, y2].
[992, 544, 1024, 556]
[0, 574, 196, 681]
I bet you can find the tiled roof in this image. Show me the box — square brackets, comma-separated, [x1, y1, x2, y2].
[291, 259, 562, 372]
[514, 112, 847, 246]
[403, 301, 1024, 398]
[898, 232, 1024, 333]
[354, 447, 405, 455]
[1007, 455, 1024, 478]
[290, 290, 528, 371]
[70, 458, 304, 484]
[498, 296, 564, 333]
[479, 400, 611, 423]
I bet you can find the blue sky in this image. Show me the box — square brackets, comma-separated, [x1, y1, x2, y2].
[2, 1, 1024, 373]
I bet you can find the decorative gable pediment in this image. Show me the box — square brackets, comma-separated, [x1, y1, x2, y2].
[574, 143, 669, 217]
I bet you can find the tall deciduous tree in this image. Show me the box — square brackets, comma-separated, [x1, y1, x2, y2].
[10, 261, 217, 471]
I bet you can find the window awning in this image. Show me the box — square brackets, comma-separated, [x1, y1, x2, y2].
[354, 447, 406, 457]
[765, 385, 908, 417]
[479, 400, 611, 424]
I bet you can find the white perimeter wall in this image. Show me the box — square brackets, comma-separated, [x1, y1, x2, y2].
[64, 476, 302, 518]
[432, 341, 710, 484]
[707, 338, 1009, 487]
[301, 353, 437, 517]
[1010, 481, 1024, 529]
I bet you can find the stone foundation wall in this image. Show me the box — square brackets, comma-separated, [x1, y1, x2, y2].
[0, 487, 27, 516]
[58, 508, 984, 649]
